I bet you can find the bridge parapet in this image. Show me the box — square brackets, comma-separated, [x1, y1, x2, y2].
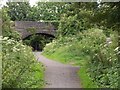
[15, 21, 56, 39]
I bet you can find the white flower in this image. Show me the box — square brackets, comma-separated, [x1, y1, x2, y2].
[0, 36, 3, 40]
[108, 41, 112, 44]
[12, 47, 20, 52]
[104, 44, 107, 47]
[95, 54, 97, 56]
[109, 59, 112, 62]
[3, 37, 9, 40]
[114, 47, 119, 51]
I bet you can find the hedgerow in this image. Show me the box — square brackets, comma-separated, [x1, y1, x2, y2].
[43, 28, 119, 88]
[1, 36, 44, 88]
[1, 7, 45, 88]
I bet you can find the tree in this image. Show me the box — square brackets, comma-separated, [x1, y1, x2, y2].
[6, 2, 31, 21]
[5, 2, 67, 21]
[36, 2, 67, 21]
[2, 7, 20, 40]
[90, 2, 120, 31]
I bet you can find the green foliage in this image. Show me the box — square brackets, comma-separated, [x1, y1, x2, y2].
[2, 1, 120, 88]
[43, 28, 119, 88]
[78, 66, 98, 88]
[1, 37, 44, 88]
[36, 2, 66, 21]
[4, 2, 120, 31]
[2, 7, 21, 40]
[89, 2, 120, 31]
[43, 3, 120, 87]
[57, 14, 87, 37]
[0, 52, 1, 89]
[23, 34, 54, 51]
[64, 2, 120, 33]
[5, 2, 67, 21]
[1, 6, 45, 88]
[6, 2, 31, 21]
[56, 2, 99, 37]
[80, 29, 119, 88]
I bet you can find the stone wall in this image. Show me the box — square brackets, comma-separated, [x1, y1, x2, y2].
[15, 21, 56, 39]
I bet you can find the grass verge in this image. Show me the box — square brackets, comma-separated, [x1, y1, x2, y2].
[42, 51, 98, 88]
[78, 66, 98, 88]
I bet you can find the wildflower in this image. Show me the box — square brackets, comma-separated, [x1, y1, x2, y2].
[12, 47, 20, 52]
[114, 47, 119, 51]
[109, 59, 112, 62]
[106, 37, 112, 44]
[0, 36, 3, 41]
[95, 54, 97, 56]
[86, 50, 89, 52]
[3, 37, 9, 40]
[104, 44, 107, 47]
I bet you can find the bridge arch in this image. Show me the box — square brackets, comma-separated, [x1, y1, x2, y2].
[23, 33, 55, 40]
[23, 33, 55, 51]
[14, 21, 56, 51]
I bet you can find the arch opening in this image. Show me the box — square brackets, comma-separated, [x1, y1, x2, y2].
[23, 33, 55, 51]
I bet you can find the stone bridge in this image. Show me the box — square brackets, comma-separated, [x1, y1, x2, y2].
[14, 21, 56, 39]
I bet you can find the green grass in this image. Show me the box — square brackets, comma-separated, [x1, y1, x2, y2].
[42, 46, 86, 66]
[78, 66, 98, 88]
[42, 52, 68, 64]
[42, 47, 98, 88]
[2, 38, 45, 88]
[42, 28, 118, 88]
[31, 62, 45, 88]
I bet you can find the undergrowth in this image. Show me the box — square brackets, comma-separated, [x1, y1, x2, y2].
[43, 28, 119, 88]
[1, 37, 45, 88]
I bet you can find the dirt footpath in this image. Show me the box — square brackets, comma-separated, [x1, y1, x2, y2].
[34, 52, 81, 88]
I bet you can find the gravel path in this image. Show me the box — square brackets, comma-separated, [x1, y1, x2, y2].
[34, 52, 81, 88]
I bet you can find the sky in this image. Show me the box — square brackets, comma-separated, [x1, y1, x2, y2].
[29, 0, 39, 6]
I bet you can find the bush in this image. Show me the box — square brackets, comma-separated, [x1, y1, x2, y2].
[80, 29, 119, 88]
[0, 50, 1, 89]
[57, 14, 87, 37]
[1, 7, 45, 88]
[1, 36, 44, 88]
[43, 28, 119, 88]
[2, 8, 21, 41]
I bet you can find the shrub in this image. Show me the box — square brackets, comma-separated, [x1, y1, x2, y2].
[0, 51, 1, 89]
[1, 36, 44, 88]
[2, 8, 21, 41]
[57, 14, 87, 37]
[43, 28, 119, 88]
[80, 29, 119, 88]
